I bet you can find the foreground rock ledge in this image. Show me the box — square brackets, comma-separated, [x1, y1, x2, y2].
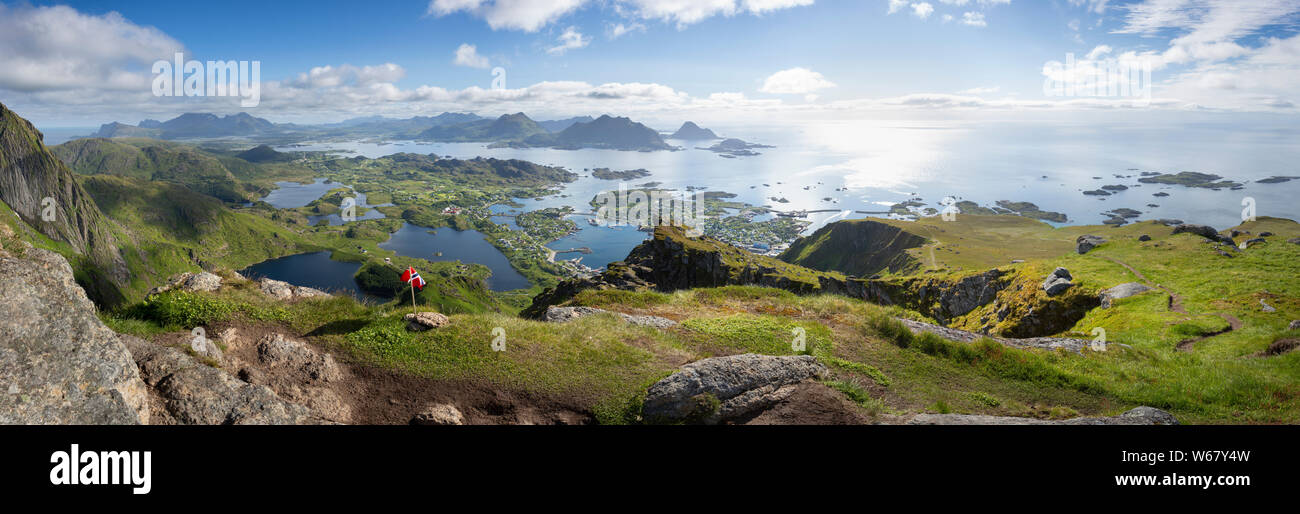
[643, 353, 828, 424]
[906, 406, 1180, 425]
[0, 246, 148, 424]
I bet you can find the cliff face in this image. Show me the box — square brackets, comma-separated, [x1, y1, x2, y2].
[780, 218, 927, 277]
[0, 102, 128, 302]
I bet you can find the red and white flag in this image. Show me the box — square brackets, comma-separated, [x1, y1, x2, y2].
[400, 267, 426, 291]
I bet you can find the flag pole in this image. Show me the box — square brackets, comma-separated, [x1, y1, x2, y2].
[411, 280, 417, 316]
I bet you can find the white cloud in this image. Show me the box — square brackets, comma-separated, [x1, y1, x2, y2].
[622, 0, 813, 28]
[961, 12, 987, 27]
[547, 26, 591, 55]
[887, 0, 908, 14]
[607, 22, 647, 39]
[453, 43, 490, 68]
[428, 0, 812, 32]
[1069, 0, 1110, 14]
[912, 2, 935, 19]
[1086, 44, 1112, 60]
[1114, 0, 1300, 67]
[286, 63, 405, 89]
[957, 86, 1000, 95]
[759, 67, 837, 94]
[0, 4, 183, 92]
[427, 0, 587, 32]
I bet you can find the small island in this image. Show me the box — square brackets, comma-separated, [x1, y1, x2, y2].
[591, 168, 653, 180]
[1138, 171, 1243, 189]
[699, 138, 775, 157]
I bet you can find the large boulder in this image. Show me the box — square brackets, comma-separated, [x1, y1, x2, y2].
[411, 403, 465, 425]
[1100, 282, 1153, 308]
[255, 334, 343, 384]
[405, 312, 450, 331]
[147, 271, 224, 296]
[643, 354, 828, 424]
[1042, 267, 1074, 297]
[1076, 235, 1106, 254]
[258, 278, 329, 301]
[123, 336, 323, 425]
[0, 246, 148, 424]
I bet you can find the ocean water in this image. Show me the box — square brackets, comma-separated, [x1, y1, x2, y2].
[275, 119, 1300, 269]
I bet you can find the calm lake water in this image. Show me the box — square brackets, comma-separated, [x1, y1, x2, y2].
[278, 119, 1300, 269]
[378, 223, 531, 292]
[239, 251, 386, 303]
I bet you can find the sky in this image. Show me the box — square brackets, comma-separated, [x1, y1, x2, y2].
[1, 0, 1298, 127]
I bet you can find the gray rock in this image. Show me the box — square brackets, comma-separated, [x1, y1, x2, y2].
[1242, 237, 1266, 248]
[643, 354, 828, 424]
[1042, 267, 1074, 297]
[1076, 235, 1106, 254]
[1290, 320, 1300, 331]
[405, 312, 450, 331]
[0, 246, 148, 424]
[1261, 299, 1277, 313]
[182, 272, 223, 292]
[411, 403, 464, 425]
[907, 406, 1179, 425]
[148, 271, 224, 296]
[256, 334, 342, 384]
[1100, 282, 1153, 308]
[258, 278, 329, 301]
[123, 337, 323, 425]
[544, 306, 678, 329]
[1172, 224, 1221, 240]
[1154, 219, 1184, 226]
[1138, 234, 1152, 242]
[1291, 238, 1300, 245]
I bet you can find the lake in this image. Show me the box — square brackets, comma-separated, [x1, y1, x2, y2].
[378, 223, 531, 292]
[239, 251, 386, 303]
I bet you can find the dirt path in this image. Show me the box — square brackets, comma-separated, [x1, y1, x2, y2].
[1097, 255, 1241, 352]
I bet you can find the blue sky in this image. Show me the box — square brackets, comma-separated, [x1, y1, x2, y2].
[1, 0, 1298, 125]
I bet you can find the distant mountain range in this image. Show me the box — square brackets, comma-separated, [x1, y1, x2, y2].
[85, 110, 682, 151]
[422, 113, 676, 152]
[92, 112, 277, 139]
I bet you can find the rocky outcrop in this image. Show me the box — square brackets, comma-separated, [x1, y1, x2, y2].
[896, 318, 1092, 353]
[1172, 223, 1223, 241]
[643, 354, 828, 424]
[123, 336, 324, 425]
[779, 218, 926, 277]
[544, 306, 678, 329]
[1101, 282, 1153, 308]
[1042, 267, 1074, 296]
[527, 226, 1086, 336]
[405, 312, 451, 331]
[906, 406, 1179, 425]
[257, 278, 329, 300]
[0, 244, 148, 424]
[148, 271, 226, 295]
[411, 404, 465, 425]
[1076, 235, 1106, 254]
